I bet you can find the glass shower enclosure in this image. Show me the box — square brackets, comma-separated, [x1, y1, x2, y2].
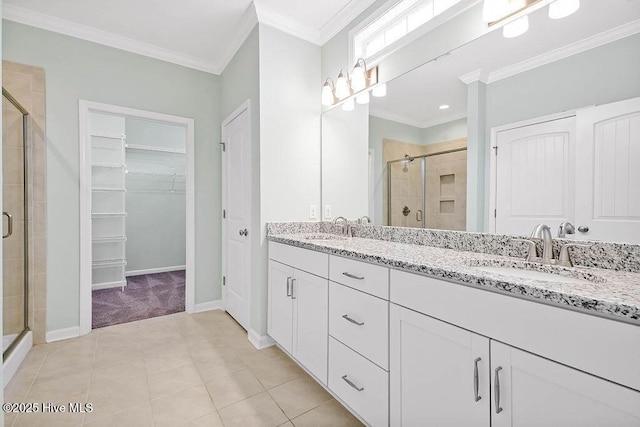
[2, 88, 30, 359]
[386, 148, 468, 230]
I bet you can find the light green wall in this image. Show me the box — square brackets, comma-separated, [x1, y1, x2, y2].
[125, 118, 186, 273]
[220, 25, 263, 334]
[422, 118, 467, 145]
[3, 20, 222, 331]
[258, 24, 321, 335]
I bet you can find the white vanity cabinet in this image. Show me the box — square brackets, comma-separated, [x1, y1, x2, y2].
[268, 242, 329, 384]
[390, 269, 640, 427]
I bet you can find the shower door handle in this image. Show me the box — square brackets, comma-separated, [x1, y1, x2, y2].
[3, 212, 13, 238]
[416, 210, 423, 222]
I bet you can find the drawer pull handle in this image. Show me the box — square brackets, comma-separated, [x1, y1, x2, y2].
[286, 277, 292, 297]
[342, 375, 364, 392]
[494, 366, 503, 414]
[342, 272, 364, 280]
[291, 278, 297, 300]
[473, 357, 481, 402]
[342, 314, 365, 326]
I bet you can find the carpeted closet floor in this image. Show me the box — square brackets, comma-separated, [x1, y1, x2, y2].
[92, 270, 185, 329]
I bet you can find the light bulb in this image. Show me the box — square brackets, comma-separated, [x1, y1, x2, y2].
[503, 15, 528, 38]
[549, 0, 579, 19]
[342, 98, 355, 111]
[372, 83, 387, 97]
[335, 70, 350, 99]
[321, 82, 334, 106]
[351, 63, 366, 91]
[356, 92, 370, 105]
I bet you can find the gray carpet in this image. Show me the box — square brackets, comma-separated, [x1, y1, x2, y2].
[92, 270, 185, 329]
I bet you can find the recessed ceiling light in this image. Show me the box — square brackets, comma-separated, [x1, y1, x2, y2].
[439, 104, 450, 110]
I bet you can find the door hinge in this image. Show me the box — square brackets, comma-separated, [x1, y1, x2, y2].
[493, 146, 498, 155]
[223, 209, 226, 219]
[494, 209, 497, 218]
[220, 141, 226, 152]
[222, 276, 226, 286]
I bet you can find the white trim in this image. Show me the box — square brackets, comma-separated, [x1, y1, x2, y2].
[194, 300, 222, 313]
[125, 265, 186, 277]
[488, 110, 578, 233]
[318, 0, 379, 45]
[255, 5, 321, 45]
[487, 19, 640, 84]
[46, 326, 80, 343]
[368, 148, 375, 223]
[3, 332, 33, 387]
[248, 329, 276, 350]
[79, 100, 196, 336]
[92, 280, 127, 291]
[221, 99, 252, 331]
[459, 68, 488, 85]
[370, 107, 467, 129]
[3, 4, 220, 74]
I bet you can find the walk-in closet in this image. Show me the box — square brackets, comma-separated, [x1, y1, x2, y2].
[89, 112, 186, 328]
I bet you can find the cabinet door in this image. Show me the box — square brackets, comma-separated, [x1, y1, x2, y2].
[491, 341, 640, 427]
[390, 305, 490, 427]
[293, 269, 329, 385]
[267, 260, 294, 353]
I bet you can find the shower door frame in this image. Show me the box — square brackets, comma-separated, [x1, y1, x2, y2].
[78, 100, 196, 337]
[2, 87, 31, 360]
[386, 147, 467, 228]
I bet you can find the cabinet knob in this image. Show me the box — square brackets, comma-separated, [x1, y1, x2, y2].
[577, 225, 589, 233]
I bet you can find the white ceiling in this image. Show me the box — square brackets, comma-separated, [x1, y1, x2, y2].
[2, 0, 378, 74]
[370, 0, 640, 128]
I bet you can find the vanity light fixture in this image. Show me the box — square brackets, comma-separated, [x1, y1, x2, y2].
[321, 58, 380, 107]
[439, 104, 450, 110]
[372, 83, 387, 97]
[482, 0, 528, 24]
[548, 0, 579, 19]
[503, 14, 529, 38]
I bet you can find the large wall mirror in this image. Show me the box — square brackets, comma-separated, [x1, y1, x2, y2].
[321, 0, 640, 244]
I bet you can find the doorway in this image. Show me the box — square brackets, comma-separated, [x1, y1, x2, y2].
[79, 101, 195, 335]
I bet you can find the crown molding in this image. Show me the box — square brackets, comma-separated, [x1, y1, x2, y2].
[254, 3, 322, 45]
[217, 4, 259, 74]
[318, 0, 379, 45]
[369, 107, 425, 129]
[459, 68, 488, 84]
[487, 18, 640, 83]
[419, 111, 467, 129]
[3, 4, 221, 74]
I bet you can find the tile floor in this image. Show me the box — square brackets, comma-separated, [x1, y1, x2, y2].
[4, 310, 364, 426]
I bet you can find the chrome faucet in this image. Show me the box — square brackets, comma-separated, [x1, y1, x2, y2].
[530, 224, 555, 264]
[558, 222, 575, 238]
[333, 216, 349, 236]
[358, 215, 372, 225]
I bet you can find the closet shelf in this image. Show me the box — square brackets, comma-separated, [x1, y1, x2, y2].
[92, 162, 125, 169]
[126, 170, 186, 178]
[92, 187, 127, 192]
[92, 259, 127, 268]
[125, 144, 186, 154]
[128, 190, 186, 194]
[92, 236, 127, 243]
[91, 131, 125, 140]
[92, 212, 127, 218]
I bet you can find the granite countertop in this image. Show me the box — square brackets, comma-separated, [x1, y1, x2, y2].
[268, 233, 640, 324]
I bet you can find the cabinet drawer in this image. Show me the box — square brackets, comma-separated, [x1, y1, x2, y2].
[269, 241, 328, 278]
[329, 255, 389, 299]
[329, 282, 389, 369]
[329, 337, 388, 427]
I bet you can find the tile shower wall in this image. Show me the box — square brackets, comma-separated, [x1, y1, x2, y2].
[3, 60, 47, 344]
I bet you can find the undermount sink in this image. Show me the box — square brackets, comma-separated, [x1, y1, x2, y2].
[476, 266, 591, 285]
[302, 233, 348, 241]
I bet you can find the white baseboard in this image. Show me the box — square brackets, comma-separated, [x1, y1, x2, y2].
[194, 300, 222, 313]
[248, 329, 276, 350]
[4, 331, 32, 387]
[92, 280, 126, 291]
[125, 265, 186, 277]
[46, 326, 80, 343]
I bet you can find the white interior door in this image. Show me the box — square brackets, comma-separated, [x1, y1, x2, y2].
[575, 97, 640, 243]
[494, 117, 575, 236]
[222, 103, 251, 330]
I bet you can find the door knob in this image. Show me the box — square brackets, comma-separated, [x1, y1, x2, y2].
[239, 228, 248, 236]
[577, 225, 589, 233]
